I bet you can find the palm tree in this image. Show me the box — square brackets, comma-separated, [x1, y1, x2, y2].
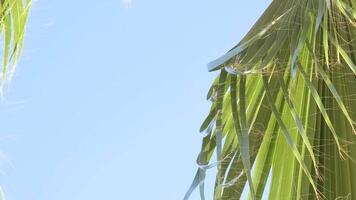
[0, 0, 31, 198]
[186, 0, 356, 199]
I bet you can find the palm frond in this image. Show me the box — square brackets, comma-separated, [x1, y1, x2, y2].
[0, 0, 31, 89]
[187, 0, 356, 199]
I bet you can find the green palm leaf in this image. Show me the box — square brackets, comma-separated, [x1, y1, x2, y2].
[187, 0, 356, 199]
[0, 0, 31, 89]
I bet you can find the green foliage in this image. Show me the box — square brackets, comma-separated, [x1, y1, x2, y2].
[186, 0, 356, 199]
[0, 0, 31, 89]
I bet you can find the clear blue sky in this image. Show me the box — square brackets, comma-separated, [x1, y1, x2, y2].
[0, 0, 270, 199]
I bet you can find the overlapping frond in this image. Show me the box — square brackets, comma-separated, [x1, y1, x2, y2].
[0, 0, 31, 89]
[187, 0, 356, 199]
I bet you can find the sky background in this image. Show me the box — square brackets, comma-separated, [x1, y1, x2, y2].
[0, 0, 270, 199]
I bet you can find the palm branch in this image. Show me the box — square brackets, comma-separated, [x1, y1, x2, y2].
[186, 0, 356, 199]
[0, 0, 31, 89]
